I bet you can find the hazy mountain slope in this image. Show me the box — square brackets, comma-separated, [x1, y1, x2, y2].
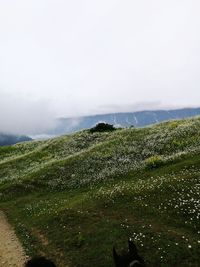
[0, 133, 32, 146]
[0, 117, 200, 266]
[50, 107, 200, 135]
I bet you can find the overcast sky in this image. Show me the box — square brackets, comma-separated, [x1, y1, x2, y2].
[1, 0, 200, 134]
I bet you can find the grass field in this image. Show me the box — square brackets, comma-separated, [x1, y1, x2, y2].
[0, 117, 200, 266]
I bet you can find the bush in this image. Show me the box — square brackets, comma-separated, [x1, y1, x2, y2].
[145, 155, 164, 169]
[89, 123, 116, 133]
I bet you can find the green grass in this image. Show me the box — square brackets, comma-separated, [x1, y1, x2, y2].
[0, 117, 200, 266]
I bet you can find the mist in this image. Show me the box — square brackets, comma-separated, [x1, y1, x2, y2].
[1, 1, 200, 135]
[0, 92, 56, 135]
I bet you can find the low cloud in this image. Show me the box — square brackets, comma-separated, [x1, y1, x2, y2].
[0, 91, 56, 135]
[0, 90, 195, 136]
[93, 101, 180, 115]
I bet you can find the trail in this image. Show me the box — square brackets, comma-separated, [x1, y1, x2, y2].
[0, 211, 27, 267]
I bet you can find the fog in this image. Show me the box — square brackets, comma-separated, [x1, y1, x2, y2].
[1, 1, 200, 134]
[0, 91, 56, 135]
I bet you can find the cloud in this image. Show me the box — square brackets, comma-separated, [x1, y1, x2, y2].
[0, 0, 200, 134]
[0, 91, 56, 135]
[95, 101, 162, 114]
[91, 101, 183, 115]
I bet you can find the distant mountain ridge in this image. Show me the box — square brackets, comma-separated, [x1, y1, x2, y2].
[2, 107, 200, 143]
[50, 107, 200, 135]
[0, 133, 32, 146]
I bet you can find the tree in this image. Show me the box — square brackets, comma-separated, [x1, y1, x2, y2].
[89, 122, 116, 133]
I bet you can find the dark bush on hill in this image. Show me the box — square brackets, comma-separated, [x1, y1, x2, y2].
[89, 122, 116, 133]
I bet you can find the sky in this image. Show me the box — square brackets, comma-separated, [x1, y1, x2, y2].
[1, 0, 200, 134]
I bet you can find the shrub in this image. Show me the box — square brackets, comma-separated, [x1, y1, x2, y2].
[145, 155, 164, 169]
[89, 123, 116, 133]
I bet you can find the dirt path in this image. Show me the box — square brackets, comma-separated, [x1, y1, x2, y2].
[0, 211, 27, 267]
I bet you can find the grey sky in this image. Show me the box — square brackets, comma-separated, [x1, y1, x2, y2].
[1, 1, 200, 134]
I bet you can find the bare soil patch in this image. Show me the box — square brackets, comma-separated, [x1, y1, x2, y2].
[0, 211, 26, 267]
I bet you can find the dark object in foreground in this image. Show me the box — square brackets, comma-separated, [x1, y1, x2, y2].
[113, 240, 146, 267]
[90, 122, 116, 133]
[24, 240, 144, 267]
[25, 257, 56, 267]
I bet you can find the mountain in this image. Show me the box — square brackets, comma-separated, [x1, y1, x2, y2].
[0, 133, 32, 146]
[49, 107, 200, 135]
[2, 108, 200, 143]
[0, 116, 200, 266]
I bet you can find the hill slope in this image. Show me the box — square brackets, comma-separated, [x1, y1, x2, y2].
[0, 117, 200, 266]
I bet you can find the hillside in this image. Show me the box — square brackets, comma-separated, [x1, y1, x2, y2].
[0, 133, 32, 146]
[49, 107, 200, 135]
[0, 117, 200, 266]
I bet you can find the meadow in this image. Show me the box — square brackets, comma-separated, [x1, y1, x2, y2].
[0, 117, 200, 266]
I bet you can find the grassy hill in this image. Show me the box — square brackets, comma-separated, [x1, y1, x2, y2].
[0, 117, 200, 266]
